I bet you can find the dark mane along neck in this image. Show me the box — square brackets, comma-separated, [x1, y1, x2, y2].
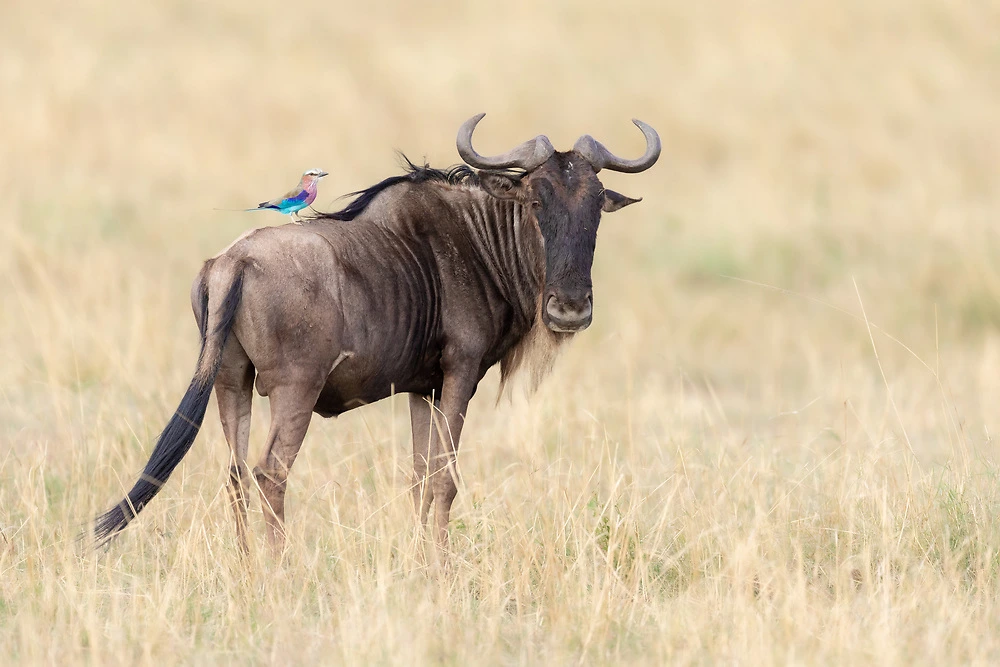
[310, 154, 522, 222]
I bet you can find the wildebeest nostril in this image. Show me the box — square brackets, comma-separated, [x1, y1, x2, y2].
[546, 295, 562, 319]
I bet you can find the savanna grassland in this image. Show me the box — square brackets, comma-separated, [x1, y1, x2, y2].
[2, 1, 1000, 664]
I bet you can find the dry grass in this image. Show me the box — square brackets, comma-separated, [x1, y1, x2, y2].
[3, 0, 1000, 664]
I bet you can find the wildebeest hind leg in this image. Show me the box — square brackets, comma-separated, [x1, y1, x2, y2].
[253, 379, 322, 553]
[408, 393, 440, 527]
[214, 338, 255, 556]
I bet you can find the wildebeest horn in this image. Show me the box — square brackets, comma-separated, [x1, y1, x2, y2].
[457, 113, 556, 171]
[572, 119, 661, 173]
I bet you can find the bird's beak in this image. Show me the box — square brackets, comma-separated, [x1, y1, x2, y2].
[318, 171, 329, 178]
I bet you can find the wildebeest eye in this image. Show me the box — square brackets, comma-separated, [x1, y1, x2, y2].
[530, 200, 542, 210]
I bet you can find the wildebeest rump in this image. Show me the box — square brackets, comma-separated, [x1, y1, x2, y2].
[92, 114, 660, 554]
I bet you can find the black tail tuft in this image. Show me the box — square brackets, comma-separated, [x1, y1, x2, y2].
[91, 378, 215, 545]
[89, 268, 244, 547]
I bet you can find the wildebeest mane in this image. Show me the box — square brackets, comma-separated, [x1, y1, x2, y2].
[311, 153, 523, 222]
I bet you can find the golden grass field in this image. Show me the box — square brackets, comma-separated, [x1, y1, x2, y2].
[3, 0, 1000, 663]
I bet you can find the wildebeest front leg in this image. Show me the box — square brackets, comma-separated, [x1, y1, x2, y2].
[253, 381, 321, 553]
[429, 372, 476, 552]
[409, 393, 440, 527]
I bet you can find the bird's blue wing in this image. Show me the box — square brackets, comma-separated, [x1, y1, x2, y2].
[260, 187, 309, 210]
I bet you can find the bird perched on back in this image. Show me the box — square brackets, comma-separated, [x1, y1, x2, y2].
[250, 168, 328, 223]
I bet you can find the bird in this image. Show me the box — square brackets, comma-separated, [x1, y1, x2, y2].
[250, 168, 329, 223]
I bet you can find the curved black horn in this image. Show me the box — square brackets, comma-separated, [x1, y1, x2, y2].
[573, 119, 661, 173]
[457, 113, 555, 171]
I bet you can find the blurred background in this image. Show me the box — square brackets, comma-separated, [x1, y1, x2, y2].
[3, 0, 998, 456]
[3, 0, 1000, 662]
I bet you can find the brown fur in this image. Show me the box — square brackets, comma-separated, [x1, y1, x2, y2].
[91, 122, 657, 560]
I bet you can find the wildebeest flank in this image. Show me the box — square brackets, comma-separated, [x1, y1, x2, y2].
[91, 114, 661, 556]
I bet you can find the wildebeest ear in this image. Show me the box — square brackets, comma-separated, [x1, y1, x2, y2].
[479, 173, 526, 201]
[602, 190, 642, 213]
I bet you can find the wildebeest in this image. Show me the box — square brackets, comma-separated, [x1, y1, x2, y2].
[92, 114, 660, 555]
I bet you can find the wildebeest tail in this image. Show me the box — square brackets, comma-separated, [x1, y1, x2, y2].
[90, 260, 245, 546]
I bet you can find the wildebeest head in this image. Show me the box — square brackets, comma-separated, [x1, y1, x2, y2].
[457, 114, 660, 333]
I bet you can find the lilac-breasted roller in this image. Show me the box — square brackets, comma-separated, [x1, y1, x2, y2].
[251, 168, 328, 222]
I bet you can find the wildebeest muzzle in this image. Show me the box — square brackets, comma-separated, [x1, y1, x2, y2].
[544, 288, 593, 332]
